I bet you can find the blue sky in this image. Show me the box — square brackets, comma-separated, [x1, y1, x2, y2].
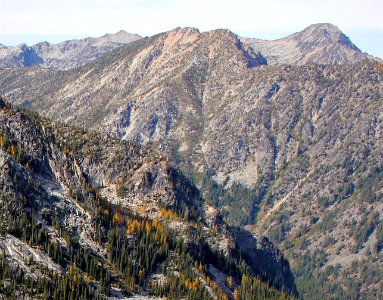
[1, 0, 382, 58]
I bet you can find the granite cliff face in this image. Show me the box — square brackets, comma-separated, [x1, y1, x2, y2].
[0, 24, 382, 299]
[0, 96, 296, 298]
[0, 30, 141, 69]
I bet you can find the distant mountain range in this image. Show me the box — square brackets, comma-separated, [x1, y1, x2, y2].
[0, 23, 382, 299]
[1, 23, 379, 71]
[0, 30, 141, 69]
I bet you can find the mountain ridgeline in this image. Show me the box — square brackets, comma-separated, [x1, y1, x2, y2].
[0, 23, 382, 299]
[0, 30, 141, 69]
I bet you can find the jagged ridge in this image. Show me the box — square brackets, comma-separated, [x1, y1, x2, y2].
[0, 30, 141, 69]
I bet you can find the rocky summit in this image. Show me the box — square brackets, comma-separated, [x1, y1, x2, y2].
[0, 23, 382, 299]
[241, 23, 369, 65]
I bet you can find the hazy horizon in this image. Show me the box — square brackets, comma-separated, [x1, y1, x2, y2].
[1, 26, 382, 59]
[1, 0, 382, 58]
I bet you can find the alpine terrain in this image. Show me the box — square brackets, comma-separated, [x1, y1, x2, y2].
[0, 96, 296, 299]
[0, 23, 382, 299]
[0, 30, 141, 70]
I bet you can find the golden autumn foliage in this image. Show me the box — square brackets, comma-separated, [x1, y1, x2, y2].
[69, 262, 77, 277]
[125, 218, 169, 245]
[145, 222, 151, 235]
[218, 293, 229, 300]
[138, 204, 147, 214]
[184, 277, 200, 292]
[126, 219, 141, 235]
[112, 211, 123, 224]
[241, 274, 249, 285]
[138, 268, 145, 280]
[10, 144, 16, 157]
[233, 288, 240, 300]
[159, 207, 180, 221]
[227, 275, 233, 289]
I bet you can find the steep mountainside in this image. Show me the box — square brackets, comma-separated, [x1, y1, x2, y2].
[241, 23, 368, 65]
[0, 25, 382, 299]
[0, 30, 141, 69]
[0, 96, 296, 299]
[0, 27, 269, 193]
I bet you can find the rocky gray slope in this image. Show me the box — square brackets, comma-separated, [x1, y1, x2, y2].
[0, 30, 141, 69]
[241, 23, 369, 65]
[0, 24, 382, 299]
[0, 96, 296, 298]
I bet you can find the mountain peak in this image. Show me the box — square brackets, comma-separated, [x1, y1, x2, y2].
[304, 23, 342, 32]
[242, 23, 365, 64]
[168, 27, 200, 34]
[296, 23, 361, 51]
[165, 27, 201, 40]
[116, 29, 128, 34]
[165, 27, 239, 43]
[204, 28, 239, 41]
[99, 30, 141, 44]
[298, 23, 343, 41]
[158, 27, 266, 69]
[105, 29, 141, 39]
